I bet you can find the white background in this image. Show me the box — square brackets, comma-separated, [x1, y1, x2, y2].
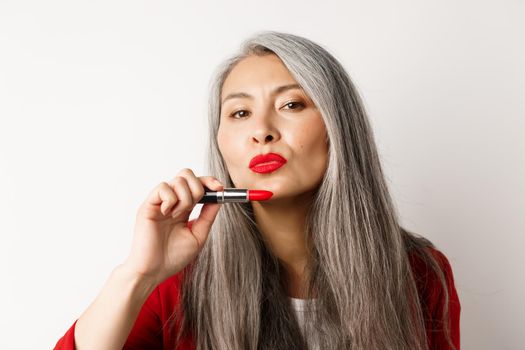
[1, 1, 523, 349]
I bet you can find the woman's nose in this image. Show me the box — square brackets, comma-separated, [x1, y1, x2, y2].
[252, 133, 275, 144]
[250, 112, 280, 144]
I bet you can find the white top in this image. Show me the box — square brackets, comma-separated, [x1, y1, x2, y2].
[288, 297, 320, 350]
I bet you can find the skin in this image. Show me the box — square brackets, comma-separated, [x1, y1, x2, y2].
[217, 54, 329, 298]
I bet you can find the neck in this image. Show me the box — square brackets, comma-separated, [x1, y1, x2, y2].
[251, 190, 315, 298]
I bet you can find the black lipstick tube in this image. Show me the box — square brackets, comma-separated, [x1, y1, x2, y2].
[198, 187, 248, 204]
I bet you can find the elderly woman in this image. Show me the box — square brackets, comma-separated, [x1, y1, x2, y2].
[55, 31, 460, 350]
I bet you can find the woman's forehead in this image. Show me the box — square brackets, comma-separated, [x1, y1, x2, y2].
[221, 54, 297, 97]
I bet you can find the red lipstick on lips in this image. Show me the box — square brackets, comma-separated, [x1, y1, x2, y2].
[249, 153, 287, 174]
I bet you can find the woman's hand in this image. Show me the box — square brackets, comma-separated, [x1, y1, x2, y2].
[122, 168, 223, 286]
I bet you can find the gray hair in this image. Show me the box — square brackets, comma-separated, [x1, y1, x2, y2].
[173, 30, 455, 350]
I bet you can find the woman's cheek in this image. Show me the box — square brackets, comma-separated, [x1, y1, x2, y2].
[226, 149, 245, 185]
[290, 127, 312, 152]
[299, 124, 328, 174]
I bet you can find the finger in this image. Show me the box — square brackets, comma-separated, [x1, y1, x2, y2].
[170, 169, 224, 204]
[198, 175, 225, 193]
[158, 183, 178, 216]
[175, 168, 205, 206]
[191, 202, 221, 249]
[138, 182, 178, 220]
[146, 182, 178, 214]
[168, 176, 193, 218]
[191, 175, 225, 204]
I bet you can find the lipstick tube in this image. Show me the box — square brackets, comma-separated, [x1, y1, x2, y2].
[198, 188, 273, 203]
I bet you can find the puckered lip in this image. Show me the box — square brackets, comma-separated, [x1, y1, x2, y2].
[249, 152, 287, 168]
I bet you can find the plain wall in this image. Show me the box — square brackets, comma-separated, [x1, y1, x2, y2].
[1, 1, 523, 348]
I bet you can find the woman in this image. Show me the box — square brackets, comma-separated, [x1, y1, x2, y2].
[55, 31, 460, 349]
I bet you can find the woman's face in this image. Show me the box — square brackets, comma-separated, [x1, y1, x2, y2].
[217, 54, 328, 202]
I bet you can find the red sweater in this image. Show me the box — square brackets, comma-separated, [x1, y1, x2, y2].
[55, 245, 461, 349]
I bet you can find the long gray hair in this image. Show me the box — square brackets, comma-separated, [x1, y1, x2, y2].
[173, 31, 456, 350]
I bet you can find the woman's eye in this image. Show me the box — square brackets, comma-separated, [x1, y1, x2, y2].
[228, 101, 304, 119]
[230, 110, 250, 119]
[283, 101, 305, 110]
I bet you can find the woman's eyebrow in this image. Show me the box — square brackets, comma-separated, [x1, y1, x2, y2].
[221, 83, 302, 105]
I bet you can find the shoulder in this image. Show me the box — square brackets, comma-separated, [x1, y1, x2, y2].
[407, 246, 461, 316]
[408, 246, 461, 348]
[407, 246, 456, 289]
